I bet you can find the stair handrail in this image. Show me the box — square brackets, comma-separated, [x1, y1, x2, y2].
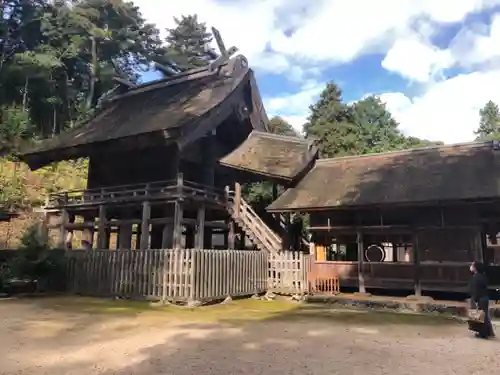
[227, 183, 282, 253]
[238, 198, 282, 248]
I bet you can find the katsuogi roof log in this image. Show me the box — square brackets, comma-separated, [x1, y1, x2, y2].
[219, 131, 319, 183]
[20, 54, 264, 170]
[267, 141, 500, 211]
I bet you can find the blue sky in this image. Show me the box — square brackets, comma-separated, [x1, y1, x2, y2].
[134, 0, 500, 144]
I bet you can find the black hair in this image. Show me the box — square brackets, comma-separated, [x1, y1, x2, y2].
[473, 261, 486, 274]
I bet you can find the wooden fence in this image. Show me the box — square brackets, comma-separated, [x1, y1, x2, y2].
[268, 251, 311, 294]
[66, 249, 269, 303]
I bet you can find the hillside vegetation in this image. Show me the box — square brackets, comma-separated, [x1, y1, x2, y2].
[0, 158, 87, 248]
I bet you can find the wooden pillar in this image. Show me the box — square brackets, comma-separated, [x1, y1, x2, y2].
[162, 223, 173, 248]
[234, 182, 241, 217]
[228, 221, 235, 249]
[272, 183, 278, 201]
[81, 218, 94, 250]
[413, 231, 422, 296]
[140, 201, 151, 250]
[118, 224, 133, 249]
[173, 173, 184, 249]
[357, 230, 366, 293]
[283, 213, 292, 250]
[135, 226, 141, 250]
[195, 204, 205, 249]
[97, 205, 107, 249]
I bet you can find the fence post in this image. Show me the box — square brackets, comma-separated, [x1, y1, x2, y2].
[234, 182, 241, 218]
[162, 249, 169, 303]
[189, 249, 198, 305]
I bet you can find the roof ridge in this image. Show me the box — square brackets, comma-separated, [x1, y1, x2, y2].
[250, 130, 313, 145]
[107, 55, 247, 103]
[316, 140, 492, 165]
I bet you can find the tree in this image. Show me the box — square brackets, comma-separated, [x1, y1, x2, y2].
[304, 83, 443, 158]
[475, 100, 500, 140]
[349, 95, 406, 154]
[268, 116, 297, 137]
[303, 82, 357, 157]
[164, 15, 214, 71]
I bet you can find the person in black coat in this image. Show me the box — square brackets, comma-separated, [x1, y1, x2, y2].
[469, 261, 495, 339]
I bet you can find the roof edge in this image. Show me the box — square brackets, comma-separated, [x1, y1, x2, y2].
[316, 140, 494, 166]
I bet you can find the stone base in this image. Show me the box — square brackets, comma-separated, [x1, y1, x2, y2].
[305, 293, 500, 320]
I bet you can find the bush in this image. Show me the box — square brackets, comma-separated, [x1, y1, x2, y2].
[0, 263, 12, 293]
[9, 224, 66, 291]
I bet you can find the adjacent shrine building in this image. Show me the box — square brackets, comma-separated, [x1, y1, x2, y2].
[268, 141, 500, 294]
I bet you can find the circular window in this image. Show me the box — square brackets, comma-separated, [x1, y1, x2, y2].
[365, 244, 385, 262]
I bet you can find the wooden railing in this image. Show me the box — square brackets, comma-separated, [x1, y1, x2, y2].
[227, 183, 281, 255]
[269, 251, 311, 294]
[47, 175, 226, 208]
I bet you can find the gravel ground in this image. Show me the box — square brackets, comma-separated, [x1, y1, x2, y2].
[1, 299, 499, 375]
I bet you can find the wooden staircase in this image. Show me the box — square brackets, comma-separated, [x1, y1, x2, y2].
[226, 183, 282, 255]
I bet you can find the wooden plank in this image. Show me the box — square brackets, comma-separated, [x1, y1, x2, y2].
[357, 230, 365, 293]
[97, 205, 107, 249]
[195, 205, 205, 249]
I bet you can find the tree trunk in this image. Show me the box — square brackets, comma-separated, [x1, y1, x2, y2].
[86, 36, 97, 110]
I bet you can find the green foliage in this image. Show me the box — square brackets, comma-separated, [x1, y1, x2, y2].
[165, 15, 214, 71]
[0, 263, 12, 292]
[0, 106, 36, 154]
[304, 83, 443, 158]
[9, 224, 65, 289]
[268, 116, 298, 137]
[475, 100, 500, 141]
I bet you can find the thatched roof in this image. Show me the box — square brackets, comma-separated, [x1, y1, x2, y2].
[20, 55, 265, 169]
[268, 141, 500, 211]
[219, 131, 318, 182]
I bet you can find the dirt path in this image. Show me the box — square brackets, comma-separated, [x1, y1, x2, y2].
[1, 298, 499, 375]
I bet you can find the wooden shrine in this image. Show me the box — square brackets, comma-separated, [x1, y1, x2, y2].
[268, 141, 500, 294]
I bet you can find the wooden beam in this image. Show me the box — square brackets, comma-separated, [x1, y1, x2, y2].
[195, 204, 205, 249]
[228, 220, 235, 249]
[357, 230, 366, 294]
[413, 232, 422, 297]
[173, 173, 184, 249]
[234, 182, 241, 218]
[140, 201, 151, 250]
[112, 76, 136, 88]
[211, 27, 227, 56]
[154, 61, 178, 76]
[97, 205, 107, 249]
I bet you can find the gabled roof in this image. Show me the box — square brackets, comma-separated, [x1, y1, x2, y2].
[20, 55, 267, 170]
[218, 131, 319, 183]
[268, 141, 500, 211]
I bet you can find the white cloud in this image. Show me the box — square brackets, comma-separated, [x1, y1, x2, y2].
[449, 14, 500, 67]
[132, 0, 500, 143]
[380, 69, 500, 143]
[264, 82, 324, 132]
[381, 37, 454, 82]
[133, 0, 500, 78]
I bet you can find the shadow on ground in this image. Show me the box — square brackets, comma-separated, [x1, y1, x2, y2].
[6, 296, 494, 375]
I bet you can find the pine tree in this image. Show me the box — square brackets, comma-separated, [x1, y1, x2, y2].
[475, 100, 500, 140]
[165, 15, 214, 71]
[303, 83, 361, 158]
